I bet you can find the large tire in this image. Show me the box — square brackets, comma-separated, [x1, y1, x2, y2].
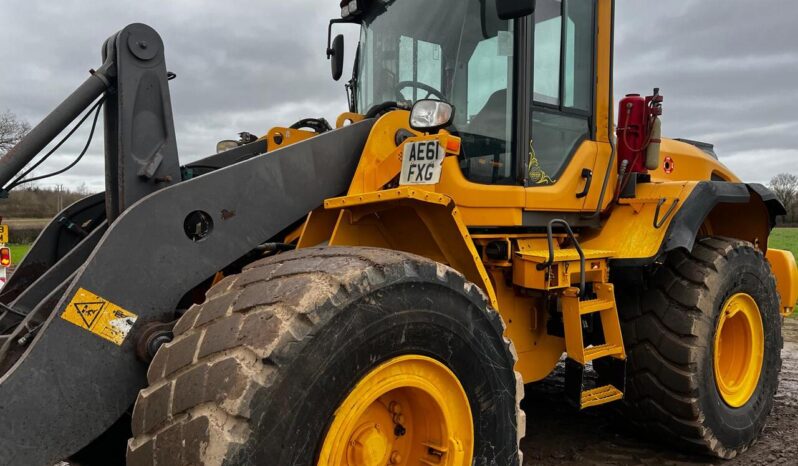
[615, 237, 782, 458]
[127, 247, 524, 466]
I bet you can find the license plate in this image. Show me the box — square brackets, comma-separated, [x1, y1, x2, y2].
[400, 140, 444, 185]
[0, 225, 7, 244]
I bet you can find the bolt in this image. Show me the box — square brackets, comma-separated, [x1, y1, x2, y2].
[389, 401, 402, 414]
[393, 414, 405, 425]
[137, 40, 149, 49]
[390, 451, 402, 464]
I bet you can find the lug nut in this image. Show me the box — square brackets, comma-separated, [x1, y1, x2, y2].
[390, 450, 402, 464]
[389, 401, 402, 414]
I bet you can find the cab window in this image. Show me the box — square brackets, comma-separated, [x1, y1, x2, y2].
[528, 0, 595, 185]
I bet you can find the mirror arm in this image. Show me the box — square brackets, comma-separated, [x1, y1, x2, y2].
[327, 19, 350, 58]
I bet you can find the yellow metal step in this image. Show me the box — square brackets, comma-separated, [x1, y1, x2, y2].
[580, 384, 624, 409]
[517, 248, 615, 263]
[578, 298, 615, 315]
[583, 344, 624, 362]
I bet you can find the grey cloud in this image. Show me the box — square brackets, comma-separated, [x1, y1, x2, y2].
[0, 0, 795, 191]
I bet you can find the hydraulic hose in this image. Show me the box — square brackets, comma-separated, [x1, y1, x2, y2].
[0, 66, 112, 194]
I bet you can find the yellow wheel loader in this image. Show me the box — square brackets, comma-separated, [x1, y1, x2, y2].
[0, 1, 796, 465]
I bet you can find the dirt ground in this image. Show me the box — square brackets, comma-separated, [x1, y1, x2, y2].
[520, 318, 798, 466]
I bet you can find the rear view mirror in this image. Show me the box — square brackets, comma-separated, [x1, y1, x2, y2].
[328, 34, 345, 81]
[496, 0, 536, 20]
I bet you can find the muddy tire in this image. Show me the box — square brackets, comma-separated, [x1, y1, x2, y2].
[126, 247, 524, 466]
[615, 237, 782, 458]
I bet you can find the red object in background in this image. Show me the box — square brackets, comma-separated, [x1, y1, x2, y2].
[0, 247, 9, 267]
[617, 90, 663, 174]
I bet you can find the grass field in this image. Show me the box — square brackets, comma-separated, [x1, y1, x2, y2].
[771, 228, 798, 257]
[8, 244, 31, 265]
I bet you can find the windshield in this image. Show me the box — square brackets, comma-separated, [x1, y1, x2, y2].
[355, 0, 517, 184]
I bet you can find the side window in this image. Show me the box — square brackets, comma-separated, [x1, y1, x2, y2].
[528, 0, 595, 185]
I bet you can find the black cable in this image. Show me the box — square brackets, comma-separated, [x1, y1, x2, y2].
[6, 99, 104, 190]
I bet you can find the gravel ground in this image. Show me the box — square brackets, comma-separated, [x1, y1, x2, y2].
[520, 318, 798, 466]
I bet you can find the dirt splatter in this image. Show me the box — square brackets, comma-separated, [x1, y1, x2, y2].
[520, 319, 798, 466]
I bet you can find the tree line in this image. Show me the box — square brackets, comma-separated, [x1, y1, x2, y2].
[0, 109, 797, 225]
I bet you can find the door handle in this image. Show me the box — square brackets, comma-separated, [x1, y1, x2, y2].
[576, 168, 593, 199]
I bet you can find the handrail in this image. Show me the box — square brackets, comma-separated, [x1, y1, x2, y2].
[536, 219, 587, 297]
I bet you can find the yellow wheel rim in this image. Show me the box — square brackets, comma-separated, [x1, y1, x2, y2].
[317, 355, 474, 466]
[713, 293, 765, 408]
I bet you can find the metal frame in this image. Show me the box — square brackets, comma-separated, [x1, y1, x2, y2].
[0, 23, 376, 464]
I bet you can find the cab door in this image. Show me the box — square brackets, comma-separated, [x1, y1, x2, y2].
[522, 0, 606, 220]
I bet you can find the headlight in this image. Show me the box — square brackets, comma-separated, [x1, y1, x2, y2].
[409, 100, 455, 133]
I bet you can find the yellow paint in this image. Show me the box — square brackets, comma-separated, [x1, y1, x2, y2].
[713, 293, 764, 408]
[580, 181, 694, 260]
[265, 126, 316, 150]
[580, 385, 623, 409]
[651, 139, 740, 183]
[0, 224, 8, 244]
[488, 267, 564, 382]
[514, 248, 613, 291]
[289, 0, 782, 394]
[336, 112, 365, 128]
[324, 187, 497, 308]
[317, 355, 473, 466]
[62, 288, 138, 346]
[766, 249, 798, 316]
[561, 284, 625, 366]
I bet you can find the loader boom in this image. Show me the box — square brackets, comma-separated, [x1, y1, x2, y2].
[0, 24, 374, 465]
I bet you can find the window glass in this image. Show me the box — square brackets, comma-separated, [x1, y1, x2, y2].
[528, 111, 588, 184]
[460, 24, 515, 185]
[533, 0, 562, 106]
[528, 0, 594, 185]
[467, 34, 510, 119]
[355, 0, 516, 185]
[398, 37, 443, 101]
[564, 0, 594, 111]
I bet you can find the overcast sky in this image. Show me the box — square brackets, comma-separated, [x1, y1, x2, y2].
[0, 0, 795, 192]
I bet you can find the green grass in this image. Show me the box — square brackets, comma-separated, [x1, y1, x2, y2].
[769, 228, 798, 316]
[7, 244, 31, 266]
[770, 228, 798, 256]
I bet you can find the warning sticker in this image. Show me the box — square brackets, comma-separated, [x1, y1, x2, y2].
[61, 288, 138, 346]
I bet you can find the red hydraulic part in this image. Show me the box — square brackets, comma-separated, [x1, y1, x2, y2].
[617, 88, 663, 174]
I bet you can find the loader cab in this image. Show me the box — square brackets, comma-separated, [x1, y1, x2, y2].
[346, 0, 601, 193]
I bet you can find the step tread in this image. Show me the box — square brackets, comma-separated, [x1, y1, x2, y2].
[516, 248, 615, 263]
[581, 384, 624, 409]
[583, 344, 624, 362]
[575, 297, 615, 315]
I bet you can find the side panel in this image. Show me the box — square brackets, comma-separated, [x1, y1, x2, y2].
[581, 181, 762, 265]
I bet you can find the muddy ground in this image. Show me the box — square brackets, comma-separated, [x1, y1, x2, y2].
[520, 318, 798, 465]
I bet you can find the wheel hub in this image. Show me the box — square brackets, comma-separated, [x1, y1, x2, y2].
[348, 423, 389, 466]
[318, 355, 473, 466]
[714, 293, 765, 408]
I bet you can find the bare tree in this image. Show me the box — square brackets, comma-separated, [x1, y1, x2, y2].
[769, 173, 798, 222]
[0, 110, 31, 157]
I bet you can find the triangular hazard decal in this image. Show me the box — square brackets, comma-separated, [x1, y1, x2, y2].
[72, 301, 106, 329]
